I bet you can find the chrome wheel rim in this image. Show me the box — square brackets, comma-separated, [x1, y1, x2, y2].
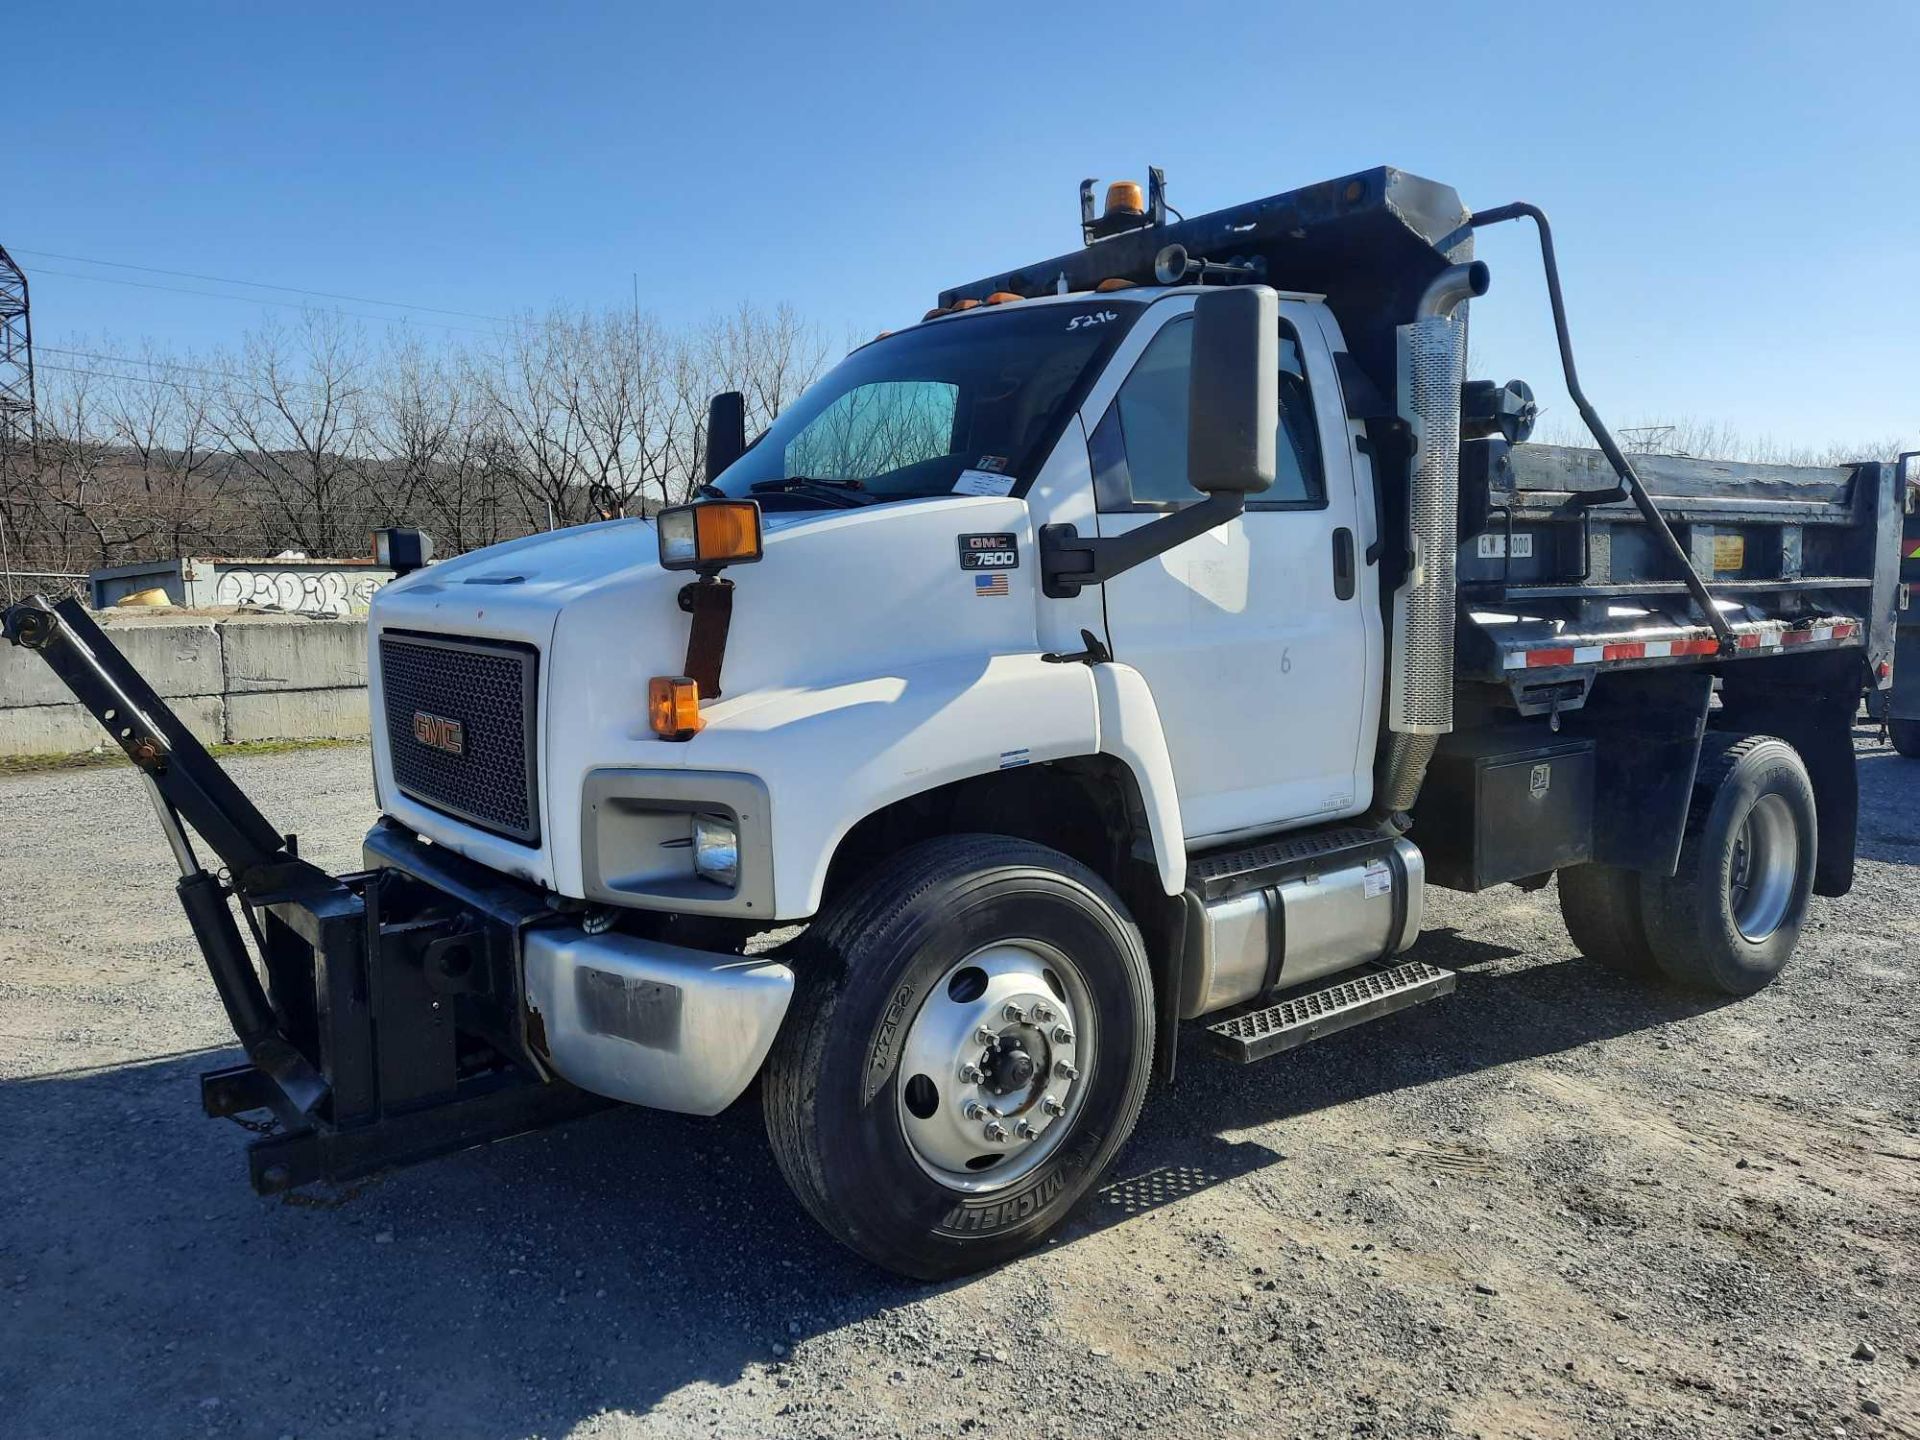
[1729, 792, 1798, 942]
[895, 940, 1092, 1194]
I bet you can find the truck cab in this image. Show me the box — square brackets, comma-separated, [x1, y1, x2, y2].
[371, 282, 1382, 904]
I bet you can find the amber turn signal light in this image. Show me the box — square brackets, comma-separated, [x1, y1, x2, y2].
[656, 499, 764, 572]
[648, 675, 704, 740]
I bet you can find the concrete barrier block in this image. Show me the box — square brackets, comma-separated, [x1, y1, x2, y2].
[221, 618, 369, 693]
[0, 695, 226, 757]
[224, 687, 371, 743]
[0, 620, 222, 708]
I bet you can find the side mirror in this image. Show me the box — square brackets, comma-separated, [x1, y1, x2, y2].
[372, 527, 435, 576]
[705, 391, 747, 483]
[1187, 286, 1277, 496]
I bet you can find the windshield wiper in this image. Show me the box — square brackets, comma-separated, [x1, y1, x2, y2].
[749, 476, 875, 508]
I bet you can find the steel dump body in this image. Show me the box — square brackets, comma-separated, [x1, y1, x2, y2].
[1457, 442, 1902, 697]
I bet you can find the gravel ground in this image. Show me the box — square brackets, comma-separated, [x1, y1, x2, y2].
[1, 733, 1915, 1440]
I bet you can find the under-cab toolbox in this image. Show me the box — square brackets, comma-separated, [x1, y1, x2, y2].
[7, 163, 1902, 1280]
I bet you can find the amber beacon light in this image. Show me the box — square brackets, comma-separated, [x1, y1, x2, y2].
[648, 675, 705, 740]
[656, 499, 764, 572]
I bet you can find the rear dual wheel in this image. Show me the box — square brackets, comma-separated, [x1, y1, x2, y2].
[761, 835, 1153, 1280]
[1891, 719, 1920, 759]
[1558, 733, 1817, 996]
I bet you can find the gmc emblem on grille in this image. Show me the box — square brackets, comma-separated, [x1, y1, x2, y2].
[412, 711, 465, 756]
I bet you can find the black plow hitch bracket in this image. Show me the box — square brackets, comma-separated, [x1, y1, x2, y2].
[3, 595, 613, 1194]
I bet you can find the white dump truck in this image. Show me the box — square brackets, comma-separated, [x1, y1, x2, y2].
[8, 166, 1904, 1279]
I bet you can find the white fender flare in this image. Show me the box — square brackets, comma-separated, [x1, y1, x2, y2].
[1092, 661, 1186, 896]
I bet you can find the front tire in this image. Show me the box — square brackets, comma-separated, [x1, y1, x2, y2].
[1639, 733, 1817, 995]
[762, 835, 1154, 1280]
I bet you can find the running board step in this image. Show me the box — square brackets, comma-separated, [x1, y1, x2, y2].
[1202, 962, 1456, 1063]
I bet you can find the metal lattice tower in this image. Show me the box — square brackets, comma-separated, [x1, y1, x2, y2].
[0, 243, 31, 449]
[0, 243, 33, 590]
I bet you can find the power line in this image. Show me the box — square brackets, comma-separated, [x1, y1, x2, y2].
[26, 267, 505, 337]
[40, 345, 245, 383]
[35, 361, 264, 400]
[13, 246, 509, 323]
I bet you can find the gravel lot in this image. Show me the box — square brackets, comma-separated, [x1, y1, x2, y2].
[2, 734, 1915, 1440]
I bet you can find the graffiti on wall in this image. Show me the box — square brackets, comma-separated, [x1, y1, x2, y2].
[212, 567, 389, 617]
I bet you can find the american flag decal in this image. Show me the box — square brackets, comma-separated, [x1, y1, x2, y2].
[974, 572, 1009, 598]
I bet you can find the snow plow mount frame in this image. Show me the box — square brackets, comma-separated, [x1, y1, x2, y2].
[1, 595, 615, 1195]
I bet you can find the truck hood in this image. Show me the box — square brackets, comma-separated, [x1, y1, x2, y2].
[372, 498, 1042, 687]
[368, 494, 1050, 881]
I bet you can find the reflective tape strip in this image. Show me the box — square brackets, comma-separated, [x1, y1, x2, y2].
[1502, 618, 1860, 670]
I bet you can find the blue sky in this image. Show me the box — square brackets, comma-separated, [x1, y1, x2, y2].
[13, 0, 1917, 451]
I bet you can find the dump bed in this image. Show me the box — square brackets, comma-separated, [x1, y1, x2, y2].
[1455, 441, 1903, 702]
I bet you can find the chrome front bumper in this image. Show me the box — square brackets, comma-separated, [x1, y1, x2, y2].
[522, 929, 794, 1116]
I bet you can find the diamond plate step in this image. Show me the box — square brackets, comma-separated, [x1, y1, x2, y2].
[1202, 962, 1456, 1063]
[1186, 825, 1388, 900]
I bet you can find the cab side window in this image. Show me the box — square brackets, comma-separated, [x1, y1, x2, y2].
[1090, 314, 1326, 510]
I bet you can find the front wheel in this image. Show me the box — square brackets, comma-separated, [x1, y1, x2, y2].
[761, 835, 1154, 1280]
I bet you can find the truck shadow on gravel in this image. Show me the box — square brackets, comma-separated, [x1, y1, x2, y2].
[1853, 749, 1920, 863]
[1114, 931, 1736, 1201]
[1, 936, 1738, 1438]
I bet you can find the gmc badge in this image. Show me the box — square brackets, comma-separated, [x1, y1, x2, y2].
[958, 533, 1019, 571]
[413, 711, 465, 756]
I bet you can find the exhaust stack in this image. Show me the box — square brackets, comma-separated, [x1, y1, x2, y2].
[1381, 261, 1488, 811]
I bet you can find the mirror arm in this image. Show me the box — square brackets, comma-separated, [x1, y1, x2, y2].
[1039, 492, 1246, 599]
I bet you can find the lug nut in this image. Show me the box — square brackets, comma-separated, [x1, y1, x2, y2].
[975, 1025, 997, 1046]
[1032, 1004, 1055, 1024]
[1015, 1119, 1038, 1140]
[1052, 1026, 1074, 1045]
[958, 1063, 984, 1084]
[1003, 1002, 1027, 1023]
[1054, 1060, 1079, 1081]
[962, 1101, 986, 1120]
[1042, 1094, 1064, 1117]
[982, 1120, 1008, 1142]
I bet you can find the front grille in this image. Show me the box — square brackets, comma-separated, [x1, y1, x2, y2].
[379, 631, 540, 844]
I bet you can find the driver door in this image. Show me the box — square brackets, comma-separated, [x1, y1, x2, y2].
[1084, 298, 1378, 844]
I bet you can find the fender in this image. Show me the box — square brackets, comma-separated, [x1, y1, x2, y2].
[619, 652, 1189, 918]
[656, 652, 1101, 918]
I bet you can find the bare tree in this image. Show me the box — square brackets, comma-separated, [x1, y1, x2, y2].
[23, 367, 121, 572]
[101, 345, 230, 562]
[661, 303, 827, 502]
[207, 312, 374, 556]
[374, 336, 515, 552]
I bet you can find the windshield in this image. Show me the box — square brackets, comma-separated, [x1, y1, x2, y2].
[713, 301, 1140, 505]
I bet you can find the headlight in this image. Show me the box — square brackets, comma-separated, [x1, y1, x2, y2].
[657, 508, 700, 567]
[691, 814, 740, 888]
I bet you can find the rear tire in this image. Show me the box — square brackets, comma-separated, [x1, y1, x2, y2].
[1558, 863, 1659, 977]
[761, 835, 1154, 1280]
[1891, 719, 1920, 758]
[1639, 733, 1817, 996]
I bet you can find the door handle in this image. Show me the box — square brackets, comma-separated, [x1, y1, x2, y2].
[1331, 527, 1356, 600]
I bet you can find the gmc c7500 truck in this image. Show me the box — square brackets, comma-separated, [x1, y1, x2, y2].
[8, 167, 1906, 1279]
